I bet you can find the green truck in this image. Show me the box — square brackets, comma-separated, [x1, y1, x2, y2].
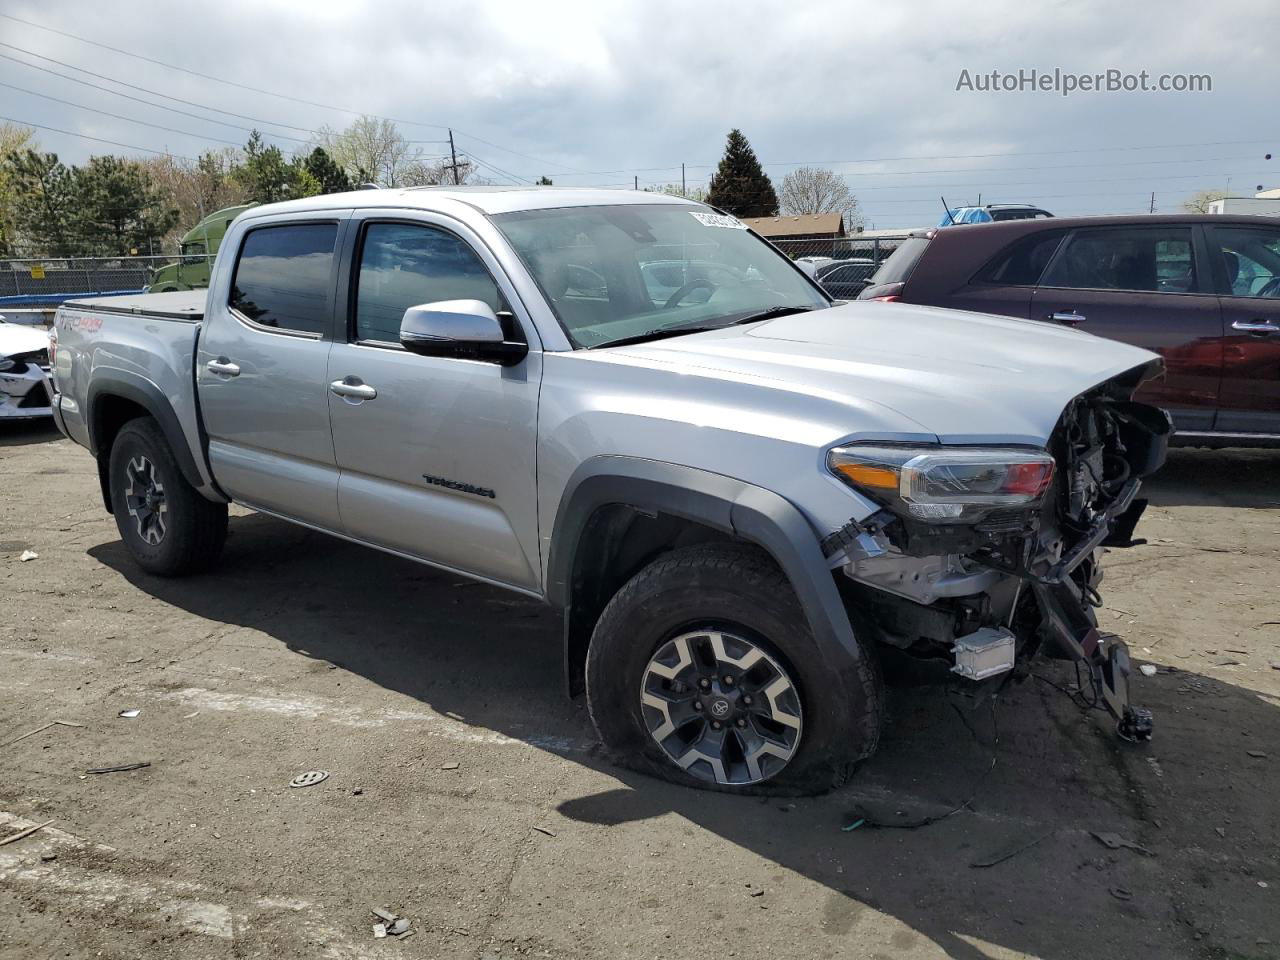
[147, 204, 256, 292]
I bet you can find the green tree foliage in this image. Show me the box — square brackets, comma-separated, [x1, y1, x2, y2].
[75, 155, 179, 255]
[706, 129, 777, 217]
[536, 175, 553, 185]
[303, 147, 353, 194]
[5, 150, 77, 256]
[234, 131, 319, 204]
[5, 149, 180, 256]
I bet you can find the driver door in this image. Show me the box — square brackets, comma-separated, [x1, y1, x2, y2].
[326, 214, 544, 590]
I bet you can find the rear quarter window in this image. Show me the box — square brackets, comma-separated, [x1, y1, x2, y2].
[871, 236, 931, 285]
[974, 230, 1066, 286]
[229, 223, 338, 334]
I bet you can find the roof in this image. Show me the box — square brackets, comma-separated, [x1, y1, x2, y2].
[237, 186, 701, 220]
[906, 212, 1280, 240]
[741, 213, 845, 237]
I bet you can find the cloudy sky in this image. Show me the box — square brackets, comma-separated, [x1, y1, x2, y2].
[1, 0, 1276, 227]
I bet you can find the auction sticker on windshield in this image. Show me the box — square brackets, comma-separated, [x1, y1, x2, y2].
[689, 212, 747, 229]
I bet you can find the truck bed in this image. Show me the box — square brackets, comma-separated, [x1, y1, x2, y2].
[63, 289, 206, 321]
[53, 290, 220, 498]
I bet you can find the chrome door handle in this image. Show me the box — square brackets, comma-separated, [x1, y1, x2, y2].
[1231, 319, 1279, 334]
[1049, 310, 1086, 325]
[206, 358, 240, 376]
[329, 378, 377, 401]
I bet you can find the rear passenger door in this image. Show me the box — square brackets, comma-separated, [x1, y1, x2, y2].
[197, 213, 347, 529]
[1030, 224, 1223, 431]
[325, 214, 543, 590]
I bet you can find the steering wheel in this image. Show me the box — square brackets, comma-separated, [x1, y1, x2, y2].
[1256, 276, 1280, 299]
[664, 278, 716, 309]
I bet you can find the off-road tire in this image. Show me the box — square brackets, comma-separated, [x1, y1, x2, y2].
[585, 542, 882, 795]
[107, 417, 227, 577]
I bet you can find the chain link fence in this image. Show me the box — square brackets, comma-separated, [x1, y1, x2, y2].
[768, 234, 911, 268]
[0, 255, 214, 303]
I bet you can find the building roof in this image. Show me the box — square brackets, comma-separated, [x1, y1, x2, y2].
[741, 213, 845, 237]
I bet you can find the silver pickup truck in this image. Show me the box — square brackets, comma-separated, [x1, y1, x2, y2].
[50, 187, 1170, 793]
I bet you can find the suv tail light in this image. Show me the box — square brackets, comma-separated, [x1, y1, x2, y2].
[870, 295, 900, 303]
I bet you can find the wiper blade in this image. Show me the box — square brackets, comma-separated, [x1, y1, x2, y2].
[589, 306, 818, 350]
[719, 305, 817, 326]
[590, 325, 720, 349]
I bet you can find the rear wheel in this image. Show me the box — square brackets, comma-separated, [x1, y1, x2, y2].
[107, 417, 227, 576]
[585, 543, 882, 794]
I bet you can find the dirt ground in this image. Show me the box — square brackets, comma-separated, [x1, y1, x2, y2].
[1, 419, 1277, 960]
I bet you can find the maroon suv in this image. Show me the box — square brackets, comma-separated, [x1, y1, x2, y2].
[859, 215, 1280, 444]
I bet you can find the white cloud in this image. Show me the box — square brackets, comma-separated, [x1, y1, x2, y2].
[1, 0, 1275, 226]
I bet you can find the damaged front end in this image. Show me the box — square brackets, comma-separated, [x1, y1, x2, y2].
[824, 361, 1171, 742]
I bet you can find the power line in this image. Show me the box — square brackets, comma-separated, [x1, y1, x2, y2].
[0, 51, 309, 146]
[0, 113, 196, 160]
[0, 42, 315, 135]
[0, 79, 245, 147]
[459, 150, 532, 184]
[0, 13, 592, 176]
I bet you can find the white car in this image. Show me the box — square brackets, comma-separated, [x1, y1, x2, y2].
[0, 315, 53, 420]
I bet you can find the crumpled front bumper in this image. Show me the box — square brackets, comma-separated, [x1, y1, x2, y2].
[0, 364, 54, 419]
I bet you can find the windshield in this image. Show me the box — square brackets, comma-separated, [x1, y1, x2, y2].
[491, 204, 828, 348]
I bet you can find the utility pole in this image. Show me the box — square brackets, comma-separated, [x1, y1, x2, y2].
[681, 163, 686, 197]
[448, 129, 461, 186]
[634, 175, 639, 190]
[1149, 192, 1156, 213]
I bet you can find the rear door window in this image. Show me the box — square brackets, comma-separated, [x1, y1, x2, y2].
[1040, 227, 1197, 294]
[1207, 225, 1280, 298]
[229, 223, 338, 334]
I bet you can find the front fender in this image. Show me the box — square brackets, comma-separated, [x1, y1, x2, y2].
[548, 456, 866, 692]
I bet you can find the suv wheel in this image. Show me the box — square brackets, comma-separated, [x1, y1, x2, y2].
[585, 543, 882, 794]
[108, 417, 228, 576]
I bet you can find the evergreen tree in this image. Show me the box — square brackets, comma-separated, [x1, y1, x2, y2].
[5, 150, 76, 256]
[304, 147, 353, 194]
[706, 129, 777, 217]
[235, 131, 320, 203]
[74, 155, 179, 255]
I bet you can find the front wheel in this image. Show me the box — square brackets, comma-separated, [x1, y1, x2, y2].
[107, 417, 227, 576]
[585, 543, 882, 794]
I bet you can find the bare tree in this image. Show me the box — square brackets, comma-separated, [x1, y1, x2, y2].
[779, 167, 859, 225]
[1183, 189, 1226, 214]
[141, 149, 249, 246]
[312, 116, 477, 188]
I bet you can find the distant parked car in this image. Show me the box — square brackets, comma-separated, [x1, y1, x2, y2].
[814, 259, 878, 299]
[793, 255, 837, 278]
[938, 204, 1054, 227]
[0, 315, 52, 420]
[859, 214, 1280, 444]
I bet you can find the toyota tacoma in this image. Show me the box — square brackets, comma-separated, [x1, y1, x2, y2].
[49, 187, 1170, 793]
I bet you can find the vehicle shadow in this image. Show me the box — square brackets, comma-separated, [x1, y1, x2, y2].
[88, 516, 1279, 959]
[0, 420, 63, 447]
[1148, 446, 1280, 509]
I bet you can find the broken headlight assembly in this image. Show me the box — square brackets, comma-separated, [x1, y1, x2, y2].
[827, 444, 1055, 524]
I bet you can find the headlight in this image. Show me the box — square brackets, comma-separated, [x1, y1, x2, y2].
[827, 444, 1054, 523]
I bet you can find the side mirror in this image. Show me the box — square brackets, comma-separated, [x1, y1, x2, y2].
[399, 300, 528, 366]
